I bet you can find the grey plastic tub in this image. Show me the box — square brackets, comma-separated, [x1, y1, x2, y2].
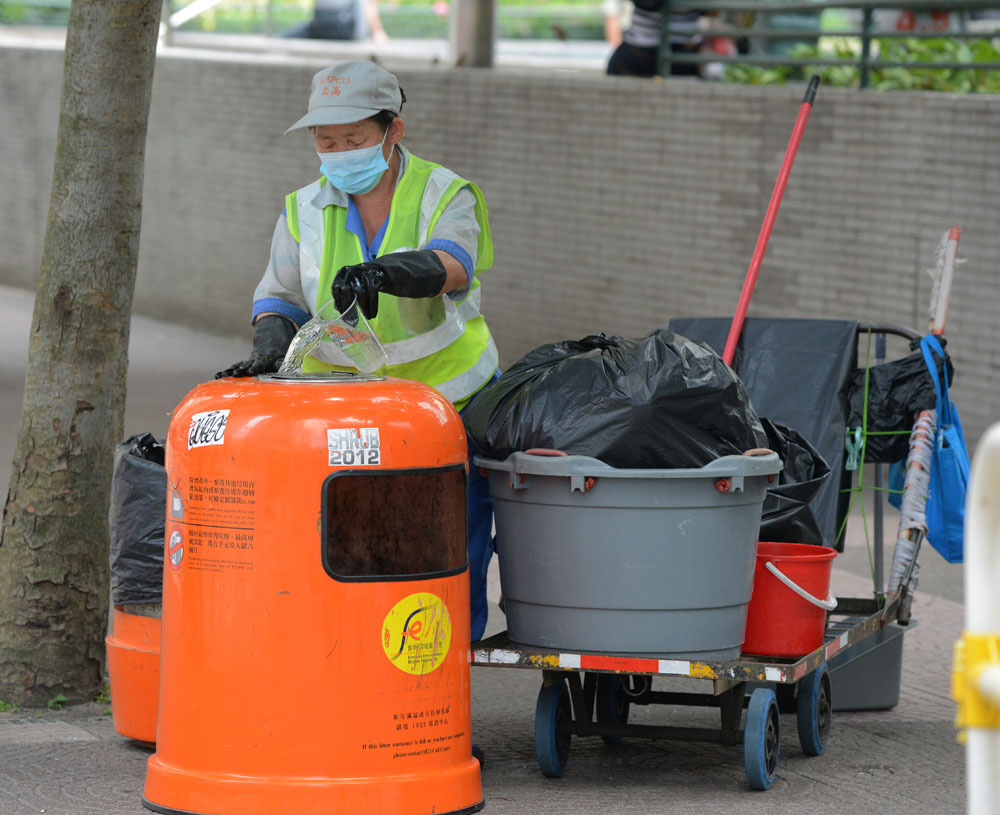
[477, 450, 782, 660]
[829, 621, 909, 711]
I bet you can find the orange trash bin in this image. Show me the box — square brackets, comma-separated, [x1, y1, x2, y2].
[143, 373, 483, 815]
[106, 606, 161, 744]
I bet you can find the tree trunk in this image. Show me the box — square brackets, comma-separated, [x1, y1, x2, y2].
[0, 0, 162, 704]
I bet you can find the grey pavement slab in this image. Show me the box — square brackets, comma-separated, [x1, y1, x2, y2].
[0, 283, 966, 814]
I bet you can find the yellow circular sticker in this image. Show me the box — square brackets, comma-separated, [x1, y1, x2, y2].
[382, 592, 452, 675]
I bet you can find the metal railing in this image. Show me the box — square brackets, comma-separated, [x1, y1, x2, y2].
[660, 0, 1000, 87]
[5, 0, 998, 84]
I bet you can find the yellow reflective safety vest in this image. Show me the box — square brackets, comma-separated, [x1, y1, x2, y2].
[285, 150, 497, 408]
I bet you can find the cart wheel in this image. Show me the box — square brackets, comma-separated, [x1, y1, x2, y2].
[744, 687, 780, 791]
[535, 679, 572, 778]
[595, 674, 630, 745]
[796, 664, 832, 756]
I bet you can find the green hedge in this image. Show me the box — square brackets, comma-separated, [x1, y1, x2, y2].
[172, 1, 605, 40]
[0, 0, 605, 40]
[724, 37, 1000, 92]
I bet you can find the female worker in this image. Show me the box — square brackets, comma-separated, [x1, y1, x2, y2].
[217, 61, 498, 641]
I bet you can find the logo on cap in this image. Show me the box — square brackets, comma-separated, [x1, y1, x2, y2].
[320, 74, 351, 97]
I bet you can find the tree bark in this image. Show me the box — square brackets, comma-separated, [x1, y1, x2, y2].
[0, 0, 162, 704]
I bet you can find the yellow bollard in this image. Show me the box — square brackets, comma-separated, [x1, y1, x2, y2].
[955, 422, 1000, 815]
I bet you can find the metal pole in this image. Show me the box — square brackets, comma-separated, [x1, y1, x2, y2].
[873, 331, 886, 598]
[265, 0, 274, 38]
[860, 6, 873, 90]
[163, 0, 175, 46]
[658, 0, 672, 77]
[451, 0, 496, 68]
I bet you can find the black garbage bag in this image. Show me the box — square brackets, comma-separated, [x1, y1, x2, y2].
[463, 330, 768, 470]
[758, 418, 831, 545]
[846, 343, 955, 463]
[109, 433, 166, 605]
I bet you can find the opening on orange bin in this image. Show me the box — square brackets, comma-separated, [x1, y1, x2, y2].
[321, 465, 468, 581]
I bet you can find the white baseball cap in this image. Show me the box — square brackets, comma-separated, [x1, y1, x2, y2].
[285, 61, 403, 134]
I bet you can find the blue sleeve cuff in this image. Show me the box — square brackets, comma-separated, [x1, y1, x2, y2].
[252, 298, 311, 327]
[426, 239, 474, 288]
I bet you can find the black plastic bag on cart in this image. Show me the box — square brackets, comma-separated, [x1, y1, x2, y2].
[463, 329, 768, 470]
[846, 344, 955, 463]
[758, 418, 831, 545]
[109, 433, 166, 605]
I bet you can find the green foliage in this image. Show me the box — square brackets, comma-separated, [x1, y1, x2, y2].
[95, 683, 111, 704]
[871, 36, 1000, 92]
[724, 37, 1000, 92]
[162, 0, 605, 41]
[0, 1, 70, 26]
[0, 4, 25, 24]
[47, 693, 68, 710]
[0, 0, 604, 41]
[0, 699, 20, 712]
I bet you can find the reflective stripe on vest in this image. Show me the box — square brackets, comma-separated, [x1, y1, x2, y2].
[437, 334, 500, 404]
[287, 151, 495, 404]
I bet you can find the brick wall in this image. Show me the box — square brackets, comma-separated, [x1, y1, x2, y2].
[1, 43, 997, 446]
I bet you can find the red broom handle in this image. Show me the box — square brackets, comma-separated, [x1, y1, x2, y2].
[722, 76, 820, 366]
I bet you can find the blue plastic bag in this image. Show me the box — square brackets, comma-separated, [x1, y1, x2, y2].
[920, 335, 969, 563]
[887, 459, 904, 510]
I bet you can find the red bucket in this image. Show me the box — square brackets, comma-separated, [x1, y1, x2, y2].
[742, 542, 837, 658]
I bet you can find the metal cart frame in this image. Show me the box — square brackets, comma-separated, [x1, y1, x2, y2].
[472, 596, 905, 789]
[470, 322, 927, 790]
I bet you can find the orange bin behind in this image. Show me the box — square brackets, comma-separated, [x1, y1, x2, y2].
[106, 606, 160, 744]
[143, 373, 482, 815]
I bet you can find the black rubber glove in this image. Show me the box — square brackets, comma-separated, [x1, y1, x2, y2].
[215, 314, 298, 379]
[332, 250, 448, 321]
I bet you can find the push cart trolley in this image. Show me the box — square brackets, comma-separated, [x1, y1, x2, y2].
[472, 595, 903, 790]
[470, 319, 935, 791]
[468, 67, 953, 788]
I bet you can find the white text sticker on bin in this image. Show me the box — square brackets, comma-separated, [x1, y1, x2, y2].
[188, 409, 230, 449]
[328, 427, 381, 467]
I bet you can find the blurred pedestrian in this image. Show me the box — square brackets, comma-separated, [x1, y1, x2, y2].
[605, 0, 701, 77]
[284, 0, 389, 42]
[603, 0, 628, 47]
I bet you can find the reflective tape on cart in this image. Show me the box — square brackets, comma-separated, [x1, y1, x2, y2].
[825, 632, 850, 661]
[473, 648, 520, 665]
[470, 644, 799, 681]
[585, 655, 661, 673]
[562, 653, 665, 673]
[470, 601, 902, 685]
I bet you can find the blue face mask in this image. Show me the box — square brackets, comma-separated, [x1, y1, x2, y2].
[317, 130, 391, 195]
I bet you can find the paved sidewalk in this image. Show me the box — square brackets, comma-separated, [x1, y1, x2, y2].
[0, 284, 967, 814]
[0, 568, 966, 815]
